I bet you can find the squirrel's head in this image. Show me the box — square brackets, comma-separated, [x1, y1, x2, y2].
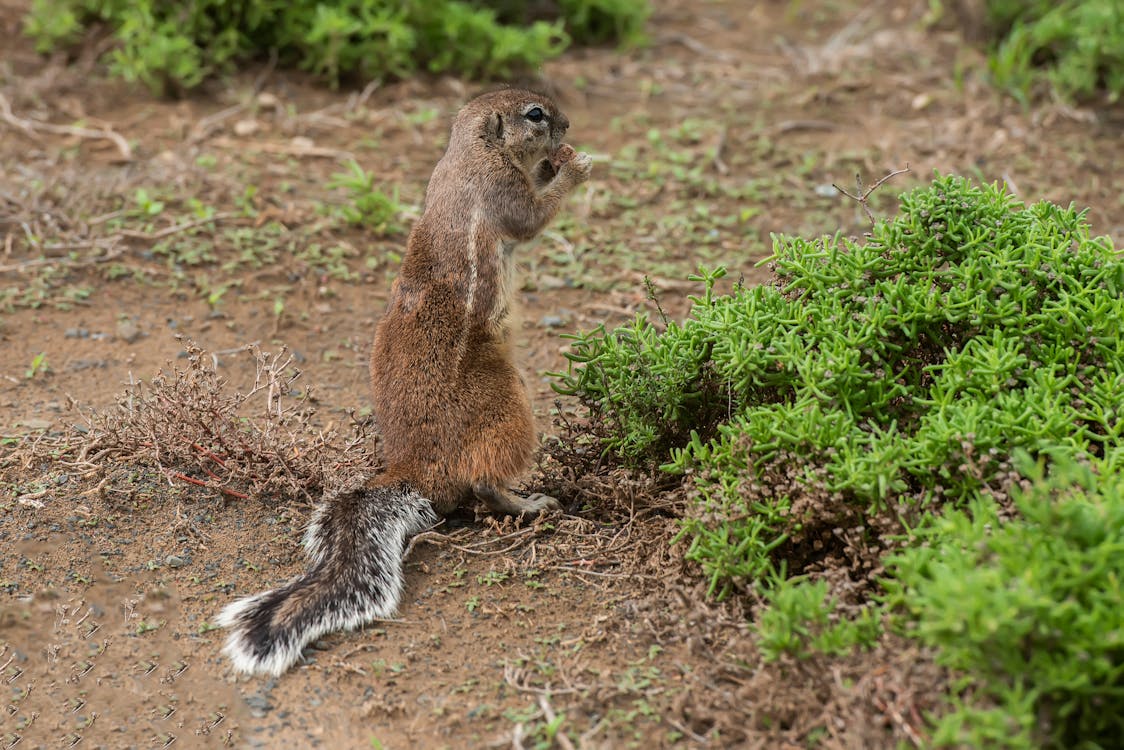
[454, 89, 570, 174]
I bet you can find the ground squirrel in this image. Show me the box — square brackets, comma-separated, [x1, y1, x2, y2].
[217, 89, 592, 675]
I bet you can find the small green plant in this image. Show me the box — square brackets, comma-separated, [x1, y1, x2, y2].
[884, 455, 1124, 749]
[327, 160, 404, 235]
[477, 570, 510, 586]
[24, 352, 49, 379]
[132, 187, 165, 217]
[754, 576, 881, 661]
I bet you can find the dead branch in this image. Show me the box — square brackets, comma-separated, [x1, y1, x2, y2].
[833, 164, 911, 225]
[209, 135, 352, 160]
[118, 210, 242, 241]
[0, 92, 133, 161]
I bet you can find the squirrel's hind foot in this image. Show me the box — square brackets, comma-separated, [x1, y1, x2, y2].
[473, 482, 561, 519]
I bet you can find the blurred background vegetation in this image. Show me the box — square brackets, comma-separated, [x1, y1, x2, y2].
[21, 0, 650, 95]
[20, 0, 1124, 102]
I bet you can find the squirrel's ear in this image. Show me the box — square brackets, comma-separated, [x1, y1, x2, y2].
[486, 111, 503, 141]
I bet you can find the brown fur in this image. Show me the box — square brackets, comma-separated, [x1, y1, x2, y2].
[216, 90, 589, 676]
[369, 89, 592, 516]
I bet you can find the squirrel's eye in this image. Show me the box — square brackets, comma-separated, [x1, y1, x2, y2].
[524, 107, 545, 123]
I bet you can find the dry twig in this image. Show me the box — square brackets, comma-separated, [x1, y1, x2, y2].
[833, 164, 911, 225]
[0, 91, 133, 161]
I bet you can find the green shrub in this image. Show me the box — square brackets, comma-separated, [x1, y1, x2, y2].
[982, 0, 1124, 102]
[554, 175, 1124, 596]
[754, 575, 881, 661]
[23, 0, 649, 95]
[883, 456, 1124, 749]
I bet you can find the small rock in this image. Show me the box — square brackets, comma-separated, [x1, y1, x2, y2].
[64, 328, 90, 339]
[245, 692, 272, 717]
[911, 92, 933, 111]
[814, 184, 839, 198]
[233, 119, 260, 137]
[538, 274, 569, 290]
[116, 319, 142, 343]
[539, 315, 566, 328]
[68, 359, 109, 372]
[165, 555, 185, 569]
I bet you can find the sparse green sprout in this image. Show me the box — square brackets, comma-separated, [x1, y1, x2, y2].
[24, 352, 49, 379]
[132, 188, 164, 217]
[328, 160, 405, 236]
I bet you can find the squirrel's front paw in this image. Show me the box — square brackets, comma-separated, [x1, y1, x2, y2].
[563, 153, 592, 185]
[552, 144, 592, 184]
[570, 152, 593, 181]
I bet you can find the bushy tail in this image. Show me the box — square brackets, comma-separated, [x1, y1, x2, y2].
[216, 479, 437, 676]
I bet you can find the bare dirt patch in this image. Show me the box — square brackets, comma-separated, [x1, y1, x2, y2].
[3, 0, 1123, 747]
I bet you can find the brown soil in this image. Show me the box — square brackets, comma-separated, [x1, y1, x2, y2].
[2, 0, 1122, 748]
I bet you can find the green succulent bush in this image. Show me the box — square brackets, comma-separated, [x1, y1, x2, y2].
[885, 457, 1124, 749]
[23, 0, 650, 95]
[553, 173, 1124, 745]
[982, 0, 1124, 102]
[557, 174, 1124, 594]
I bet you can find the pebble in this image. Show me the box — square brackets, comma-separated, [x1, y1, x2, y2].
[64, 328, 90, 339]
[116, 319, 142, 343]
[539, 315, 566, 328]
[245, 692, 273, 717]
[165, 555, 185, 569]
[233, 119, 260, 136]
[68, 359, 108, 371]
[537, 274, 570, 290]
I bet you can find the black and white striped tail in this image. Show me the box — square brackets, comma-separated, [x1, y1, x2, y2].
[216, 480, 437, 676]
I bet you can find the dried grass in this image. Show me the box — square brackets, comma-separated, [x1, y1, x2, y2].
[2, 339, 377, 505]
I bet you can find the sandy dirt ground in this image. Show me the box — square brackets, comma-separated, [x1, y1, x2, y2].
[2, 0, 1122, 747]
